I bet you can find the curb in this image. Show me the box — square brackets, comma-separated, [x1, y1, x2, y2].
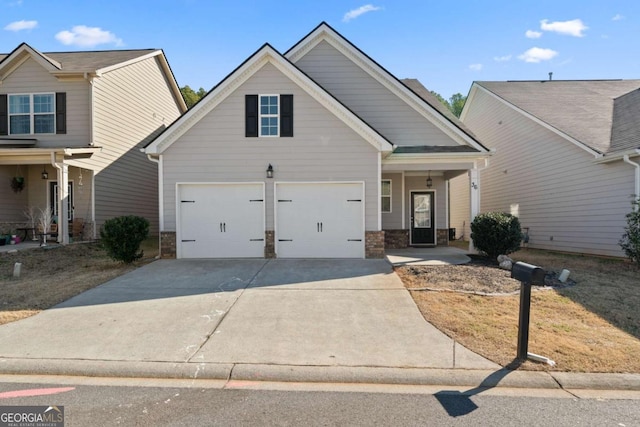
[2, 359, 639, 391]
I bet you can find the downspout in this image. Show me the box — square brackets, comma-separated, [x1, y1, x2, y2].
[623, 154, 640, 206]
[50, 152, 69, 244]
[147, 153, 164, 235]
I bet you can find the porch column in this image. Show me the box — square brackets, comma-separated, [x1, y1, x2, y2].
[468, 168, 480, 252]
[57, 163, 70, 244]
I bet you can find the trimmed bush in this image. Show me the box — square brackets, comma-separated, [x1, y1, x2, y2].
[619, 197, 640, 267]
[100, 215, 150, 264]
[471, 212, 523, 260]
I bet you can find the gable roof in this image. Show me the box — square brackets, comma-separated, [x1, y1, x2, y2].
[0, 43, 157, 75]
[472, 80, 640, 155]
[0, 42, 187, 112]
[285, 22, 489, 153]
[144, 43, 394, 155]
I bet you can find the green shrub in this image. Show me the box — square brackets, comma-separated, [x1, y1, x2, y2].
[470, 212, 523, 260]
[619, 197, 640, 267]
[100, 216, 150, 264]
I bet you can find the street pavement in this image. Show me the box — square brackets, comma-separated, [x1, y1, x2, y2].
[0, 257, 638, 393]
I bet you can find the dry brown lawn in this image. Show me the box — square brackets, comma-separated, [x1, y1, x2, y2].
[397, 248, 640, 373]
[0, 239, 158, 325]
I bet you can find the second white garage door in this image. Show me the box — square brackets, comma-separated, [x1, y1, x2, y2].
[275, 182, 364, 258]
[178, 183, 265, 258]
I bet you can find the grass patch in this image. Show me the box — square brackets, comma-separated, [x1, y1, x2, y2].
[398, 248, 640, 373]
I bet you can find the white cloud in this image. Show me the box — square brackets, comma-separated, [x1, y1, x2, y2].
[55, 25, 123, 47]
[469, 63, 483, 71]
[343, 4, 382, 22]
[518, 47, 559, 63]
[4, 20, 37, 31]
[493, 55, 512, 62]
[540, 19, 588, 37]
[525, 30, 542, 39]
[612, 14, 624, 21]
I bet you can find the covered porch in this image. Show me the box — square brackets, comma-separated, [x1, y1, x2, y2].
[381, 147, 489, 250]
[0, 146, 99, 245]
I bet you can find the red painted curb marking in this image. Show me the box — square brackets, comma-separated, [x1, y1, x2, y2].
[0, 387, 76, 399]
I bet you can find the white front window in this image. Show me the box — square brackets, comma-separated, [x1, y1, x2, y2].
[259, 95, 279, 137]
[8, 93, 55, 135]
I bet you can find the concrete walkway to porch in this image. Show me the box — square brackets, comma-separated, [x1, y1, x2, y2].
[385, 246, 471, 266]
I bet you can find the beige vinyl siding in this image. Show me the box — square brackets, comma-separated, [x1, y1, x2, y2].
[464, 88, 635, 257]
[448, 173, 470, 240]
[404, 176, 447, 230]
[162, 62, 379, 232]
[0, 165, 28, 222]
[293, 40, 456, 147]
[381, 173, 403, 229]
[0, 57, 90, 146]
[89, 55, 183, 234]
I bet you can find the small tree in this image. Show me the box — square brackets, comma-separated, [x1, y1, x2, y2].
[24, 206, 38, 240]
[38, 207, 54, 246]
[471, 212, 523, 260]
[619, 197, 640, 267]
[100, 216, 149, 264]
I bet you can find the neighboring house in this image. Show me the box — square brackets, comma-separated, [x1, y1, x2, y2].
[451, 79, 640, 257]
[0, 43, 186, 243]
[144, 22, 490, 259]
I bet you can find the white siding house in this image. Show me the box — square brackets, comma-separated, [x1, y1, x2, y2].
[0, 43, 186, 242]
[457, 80, 640, 257]
[145, 22, 491, 259]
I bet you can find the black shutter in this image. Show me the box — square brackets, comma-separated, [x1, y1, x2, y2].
[245, 94, 258, 137]
[0, 94, 7, 136]
[56, 92, 67, 134]
[280, 94, 293, 137]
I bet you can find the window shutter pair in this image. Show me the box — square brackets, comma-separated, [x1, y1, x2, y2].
[245, 94, 293, 137]
[0, 93, 66, 135]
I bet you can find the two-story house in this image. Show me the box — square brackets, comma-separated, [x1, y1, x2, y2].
[0, 43, 186, 243]
[144, 22, 491, 259]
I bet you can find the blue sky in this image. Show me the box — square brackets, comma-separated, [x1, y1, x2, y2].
[2, 1, 638, 98]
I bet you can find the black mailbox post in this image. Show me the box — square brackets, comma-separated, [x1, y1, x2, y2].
[511, 262, 545, 360]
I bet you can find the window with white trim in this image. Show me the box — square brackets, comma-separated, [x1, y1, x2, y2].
[381, 179, 392, 213]
[8, 93, 55, 135]
[259, 95, 279, 137]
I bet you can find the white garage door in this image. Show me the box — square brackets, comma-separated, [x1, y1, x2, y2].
[178, 183, 265, 258]
[276, 182, 364, 258]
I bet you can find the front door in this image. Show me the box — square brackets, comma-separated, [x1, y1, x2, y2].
[411, 191, 435, 245]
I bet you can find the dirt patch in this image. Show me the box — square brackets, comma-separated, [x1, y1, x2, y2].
[398, 248, 640, 373]
[0, 240, 158, 325]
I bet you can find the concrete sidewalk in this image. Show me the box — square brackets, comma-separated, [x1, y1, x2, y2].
[0, 259, 638, 392]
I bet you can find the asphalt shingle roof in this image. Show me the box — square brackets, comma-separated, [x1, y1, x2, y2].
[611, 88, 640, 153]
[476, 80, 640, 154]
[0, 48, 158, 73]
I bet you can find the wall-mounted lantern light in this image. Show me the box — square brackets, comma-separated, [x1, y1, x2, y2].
[266, 164, 274, 179]
[41, 167, 48, 180]
[426, 171, 432, 188]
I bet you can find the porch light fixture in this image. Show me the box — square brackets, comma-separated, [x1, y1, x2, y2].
[266, 164, 274, 179]
[41, 167, 48, 180]
[426, 171, 432, 188]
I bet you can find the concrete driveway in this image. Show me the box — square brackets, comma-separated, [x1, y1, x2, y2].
[0, 259, 498, 377]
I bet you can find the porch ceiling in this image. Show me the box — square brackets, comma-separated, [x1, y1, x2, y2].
[0, 146, 100, 165]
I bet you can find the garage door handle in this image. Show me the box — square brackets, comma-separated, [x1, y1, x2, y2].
[347, 239, 362, 242]
[250, 238, 264, 241]
[182, 239, 196, 242]
[278, 239, 293, 242]
[347, 199, 362, 202]
[181, 200, 195, 203]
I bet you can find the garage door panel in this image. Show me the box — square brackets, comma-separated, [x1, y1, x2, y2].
[178, 184, 264, 258]
[276, 183, 364, 258]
